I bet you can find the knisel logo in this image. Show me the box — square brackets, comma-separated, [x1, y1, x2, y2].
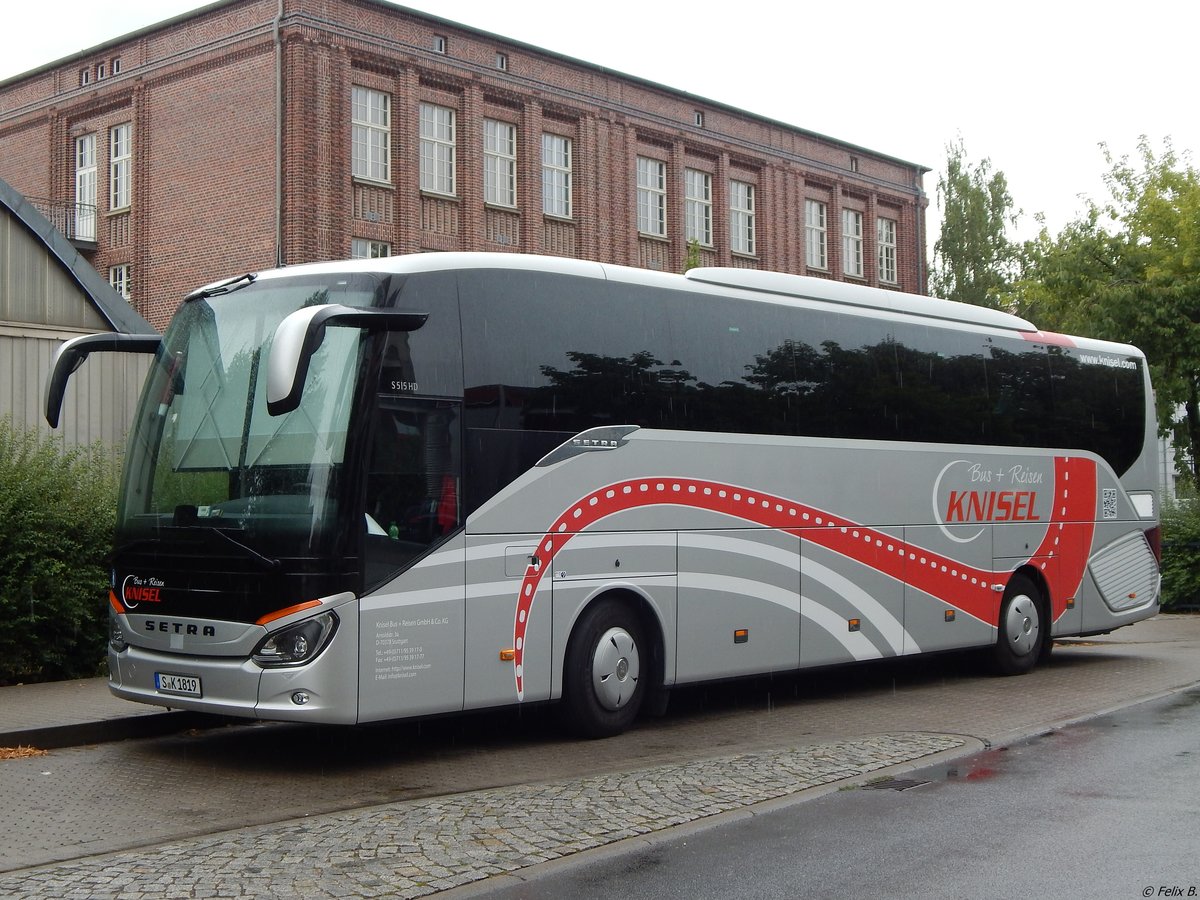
[933, 459, 1046, 542]
[121, 574, 165, 609]
[944, 489, 1039, 523]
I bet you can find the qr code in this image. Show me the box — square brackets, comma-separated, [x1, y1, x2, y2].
[1102, 488, 1118, 519]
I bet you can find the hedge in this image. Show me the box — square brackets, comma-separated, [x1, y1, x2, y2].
[0, 419, 119, 684]
[1161, 499, 1200, 611]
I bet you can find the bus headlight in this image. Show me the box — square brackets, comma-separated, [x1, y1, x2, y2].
[252, 611, 338, 667]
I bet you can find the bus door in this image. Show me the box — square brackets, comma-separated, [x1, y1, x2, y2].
[358, 395, 466, 722]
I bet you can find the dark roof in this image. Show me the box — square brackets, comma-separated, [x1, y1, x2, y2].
[0, 176, 156, 335]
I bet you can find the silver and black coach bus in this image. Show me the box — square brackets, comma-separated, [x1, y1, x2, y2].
[46, 254, 1161, 737]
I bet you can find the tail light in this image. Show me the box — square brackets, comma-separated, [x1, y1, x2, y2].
[1145, 525, 1162, 566]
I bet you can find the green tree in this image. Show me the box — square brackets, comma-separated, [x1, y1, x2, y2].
[1017, 137, 1200, 488]
[931, 138, 1022, 309]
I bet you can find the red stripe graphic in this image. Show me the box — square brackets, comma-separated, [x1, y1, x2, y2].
[511, 456, 1097, 698]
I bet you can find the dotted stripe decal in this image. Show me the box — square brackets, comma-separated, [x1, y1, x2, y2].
[511, 456, 1097, 699]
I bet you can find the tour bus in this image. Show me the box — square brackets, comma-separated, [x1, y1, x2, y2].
[46, 254, 1161, 737]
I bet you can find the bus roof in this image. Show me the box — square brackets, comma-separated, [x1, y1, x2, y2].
[245, 252, 1142, 357]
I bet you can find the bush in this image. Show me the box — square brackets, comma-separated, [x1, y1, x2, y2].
[0, 419, 119, 684]
[1160, 499, 1200, 611]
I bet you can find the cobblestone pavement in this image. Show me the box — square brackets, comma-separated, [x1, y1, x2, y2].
[0, 732, 965, 899]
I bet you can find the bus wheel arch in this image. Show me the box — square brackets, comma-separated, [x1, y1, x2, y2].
[991, 568, 1050, 675]
[558, 589, 663, 738]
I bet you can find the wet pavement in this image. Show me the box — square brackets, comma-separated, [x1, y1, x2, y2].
[1, 614, 1198, 898]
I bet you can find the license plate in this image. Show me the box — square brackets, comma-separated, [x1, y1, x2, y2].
[155, 672, 202, 697]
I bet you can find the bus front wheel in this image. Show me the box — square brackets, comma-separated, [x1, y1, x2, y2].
[559, 597, 645, 738]
[992, 573, 1044, 676]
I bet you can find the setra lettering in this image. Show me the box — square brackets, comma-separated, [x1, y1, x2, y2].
[144, 621, 216, 637]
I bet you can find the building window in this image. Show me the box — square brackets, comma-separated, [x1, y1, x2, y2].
[112, 58, 122, 76]
[97, 62, 106, 80]
[842, 209, 864, 277]
[420, 103, 456, 196]
[684, 169, 712, 246]
[694, 110, 705, 128]
[432, 35, 447, 53]
[495, 52, 508, 71]
[80, 69, 90, 87]
[109, 264, 130, 300]
[849, 156, 860, 173]
[109, 123, 132, 211]
[637, 156, 666, 237]
[484, 119, 517, 207]
[730, 180, 756, 256]
[74, 134, 96, 242]
[352, 86, 391, 183]
[878, 217, 898, 284]
[351, 238, 390, 259]
[542, 133, 572, 218]
[805, 199, 827, 270]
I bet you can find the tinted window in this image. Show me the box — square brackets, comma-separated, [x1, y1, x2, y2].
[459, 270, 1146, 510]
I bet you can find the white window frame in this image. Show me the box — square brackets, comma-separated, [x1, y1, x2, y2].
[420, 103, 456, 196]
[109, 264, 130, 300]
[109, 122, 131, 211]
[684, 169, 712, 247]
[730, 180, 756, 256]
[637, 156, 666, 237]
[74, 134, 97, 242]
[877, 217, 898, 284]
[351, 238, 390, 259]
[805, 200, 827, 270]
[542, 133, 572, 218]
[842, 208, 863, 277]
[484, 119, 517, 208]
[352, 86, 391, 184]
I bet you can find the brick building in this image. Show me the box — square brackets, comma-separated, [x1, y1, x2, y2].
[0, 0, 930, 331]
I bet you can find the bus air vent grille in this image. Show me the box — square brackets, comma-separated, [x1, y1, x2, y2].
[1088, 530, 1159, 612]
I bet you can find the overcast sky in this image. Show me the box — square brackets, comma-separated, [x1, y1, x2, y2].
[2, 0, 1194, 245]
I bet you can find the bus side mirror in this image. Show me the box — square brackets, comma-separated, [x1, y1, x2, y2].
[266, 305, 427, 416]
[45, 332, 162, 428]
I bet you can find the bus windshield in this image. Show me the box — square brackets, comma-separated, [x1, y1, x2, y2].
[117, 274, 381, 561]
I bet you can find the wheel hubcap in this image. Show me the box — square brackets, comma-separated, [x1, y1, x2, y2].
[592, 626, 640, 711]
[1005, 593, 1040, 657]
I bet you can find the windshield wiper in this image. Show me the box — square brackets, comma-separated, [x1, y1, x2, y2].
[184, 272, 257, 302]
[191, 524, 282, 571]
[171, 505, 281, 570]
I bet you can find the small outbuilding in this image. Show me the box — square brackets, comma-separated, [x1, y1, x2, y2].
[0, 175, 155, 448]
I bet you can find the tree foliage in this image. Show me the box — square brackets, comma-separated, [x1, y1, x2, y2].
[1015, 137, 1200, 487]
[931, 138, 1022, 308]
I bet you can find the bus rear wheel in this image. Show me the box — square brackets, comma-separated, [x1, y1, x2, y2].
[992, 573, 1044, 676]
[559, 597, 645, 739]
